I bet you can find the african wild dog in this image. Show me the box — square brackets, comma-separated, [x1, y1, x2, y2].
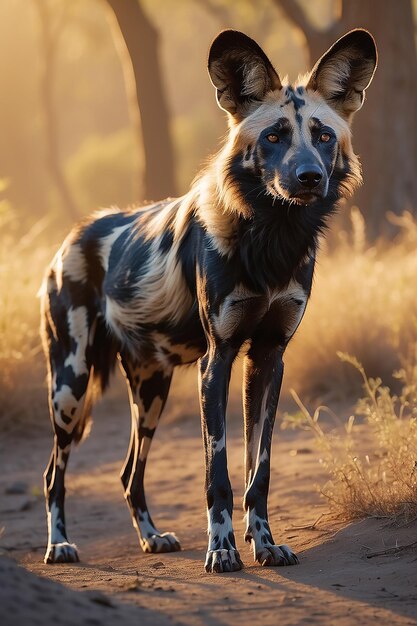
[41, 29, 377, 572]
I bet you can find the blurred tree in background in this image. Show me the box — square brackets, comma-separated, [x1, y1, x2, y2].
[0, 0, 417, 430]
[0, 0, 415, 239]
[34, 0, 79, 221]
[106, 0, 176, 200]
[275, 0, 417, 240]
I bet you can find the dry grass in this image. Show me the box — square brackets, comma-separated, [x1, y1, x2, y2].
[1, 206, 417, 434]
[283, 348, 417, 522]
[284, 208, 417, 402]
[0, 204, 55, 431]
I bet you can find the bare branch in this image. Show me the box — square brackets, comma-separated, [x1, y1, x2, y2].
[198, 0, 232, 28]
[272, 0, 344, 63]
[272, 0, 317, 40]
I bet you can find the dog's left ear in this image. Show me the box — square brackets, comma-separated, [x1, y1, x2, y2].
[208, 30, 282, 121]
[307, 29, 377, 121]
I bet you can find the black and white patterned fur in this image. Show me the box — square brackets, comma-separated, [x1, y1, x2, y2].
[41, 29, 376, 571]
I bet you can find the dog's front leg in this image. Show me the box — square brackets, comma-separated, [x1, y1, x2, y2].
[199, 342, 243, 573]
[243, 341, 298, 566]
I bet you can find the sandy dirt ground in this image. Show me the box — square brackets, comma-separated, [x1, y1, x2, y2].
[1, 397, 417, 626]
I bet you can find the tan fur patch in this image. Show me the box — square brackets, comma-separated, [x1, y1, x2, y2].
[105, 199, 195, 336]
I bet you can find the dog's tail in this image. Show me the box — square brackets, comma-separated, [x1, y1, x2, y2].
[73, 315, 120, 444]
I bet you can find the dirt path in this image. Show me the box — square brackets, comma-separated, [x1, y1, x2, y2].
[1, 401, 417, 626]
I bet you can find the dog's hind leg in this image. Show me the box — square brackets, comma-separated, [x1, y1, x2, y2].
[120, 356, 180, 553]
[42, 296, 94, 564]
[243, 342, 298, 567]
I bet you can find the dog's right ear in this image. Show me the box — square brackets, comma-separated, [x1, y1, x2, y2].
[208, 30, 282, 121]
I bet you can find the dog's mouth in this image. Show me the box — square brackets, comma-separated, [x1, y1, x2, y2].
[289, 191, 323, 206]
[268, 181, 323, 206]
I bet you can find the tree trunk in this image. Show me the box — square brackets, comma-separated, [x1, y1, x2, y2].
[34, 0, 79, 222]
[106, 0, 176, 202]
[275, 0, 417, 240]
[340, 0, 417, 239]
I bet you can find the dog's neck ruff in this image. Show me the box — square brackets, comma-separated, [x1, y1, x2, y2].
[196, 164, 336, 293]
[236, 202, 328, 292]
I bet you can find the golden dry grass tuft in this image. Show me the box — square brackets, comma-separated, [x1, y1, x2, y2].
[285, 208, 417, 401]
[283, 348, 417, 522]
[1, 206, 417, 434]
[0, 203, 56, 431]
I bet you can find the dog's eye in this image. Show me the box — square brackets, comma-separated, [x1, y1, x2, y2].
[320, 132, 331, 143]
[266, 134, 279, 143]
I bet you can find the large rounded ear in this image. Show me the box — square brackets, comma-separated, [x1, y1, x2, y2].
[208, 30, 281, 121]
[307, 29, 377, 121]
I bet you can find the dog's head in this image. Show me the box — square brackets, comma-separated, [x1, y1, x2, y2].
[208, 29, 377, 209]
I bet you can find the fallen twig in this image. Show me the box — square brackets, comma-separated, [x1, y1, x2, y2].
[366, 540, 417, 558]
[284, 513, 326, 531]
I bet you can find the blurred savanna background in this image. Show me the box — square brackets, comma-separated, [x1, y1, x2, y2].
[1, 0, 417, 494]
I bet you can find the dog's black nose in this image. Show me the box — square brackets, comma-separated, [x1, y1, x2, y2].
[296, 165, 323, 189]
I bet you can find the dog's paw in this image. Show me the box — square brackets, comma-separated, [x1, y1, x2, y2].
[141, 532, 181, 553]
[205, 548, 243, 573]
[256, 544, 299, 567]
[44, 542, 79, 564]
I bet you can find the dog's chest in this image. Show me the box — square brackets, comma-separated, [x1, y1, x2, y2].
[212, 281, 307, 343]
